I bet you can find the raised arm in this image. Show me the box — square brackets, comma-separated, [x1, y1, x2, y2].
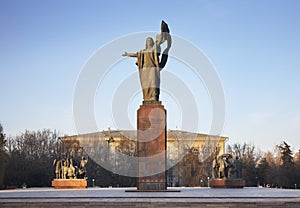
[122, 52, 138, 57]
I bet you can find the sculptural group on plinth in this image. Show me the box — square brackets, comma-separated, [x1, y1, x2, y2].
[210, 153, 245, 188]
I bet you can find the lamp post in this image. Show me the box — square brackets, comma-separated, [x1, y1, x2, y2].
[92, 178, 95, 187]
[207, 176, 210, 187]
[176, 135, 179, 186]
[200, 179, 203, 187]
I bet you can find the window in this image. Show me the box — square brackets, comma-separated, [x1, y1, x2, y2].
[193, 148, 199, 155]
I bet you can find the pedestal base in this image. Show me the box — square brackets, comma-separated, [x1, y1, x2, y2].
[210, 179, 246, 188]
[51, 179, 87, 189]
[137, 102, 167, 191]
[125, 189, 180, 192]
[138, 175, 166, 191]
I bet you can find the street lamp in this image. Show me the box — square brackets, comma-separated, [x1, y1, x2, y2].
[200, 179, 203, 187]
[92, 178, 95, 187]
[207, 176, 210, 187]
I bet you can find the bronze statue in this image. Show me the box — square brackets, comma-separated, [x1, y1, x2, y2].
[53, 159, 64, 179]
[62, 159, 68, 179]
[67, 158, 76, 179]
[53, 149, 88, 180]
[122, 21, 172, 101]
[233, 156, 242, 178]
[212, 156, 220, 179]
[212, 153, 240, 180]
[78, 157, 88, 179]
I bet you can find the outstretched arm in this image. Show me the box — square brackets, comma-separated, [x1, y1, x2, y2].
[122, 52, 138, 57]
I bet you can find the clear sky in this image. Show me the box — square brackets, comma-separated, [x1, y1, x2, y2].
[1, 0, 300, 153]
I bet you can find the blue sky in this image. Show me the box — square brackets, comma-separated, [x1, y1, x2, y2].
[1, 0, 300, 153]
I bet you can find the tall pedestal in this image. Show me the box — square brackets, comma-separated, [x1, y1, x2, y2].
[137, 101, 167, 191]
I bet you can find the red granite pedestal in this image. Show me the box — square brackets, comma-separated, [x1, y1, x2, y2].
[210, 179, 246, 188]
[51, 179, 87, 189]
[137, 101, 167, 191]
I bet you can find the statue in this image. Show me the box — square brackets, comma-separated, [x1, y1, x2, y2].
[53, 159, 64, 179]
[212, 156, 220, 179]
[67, 158, 76, 179]
[210, 154, 246, 188]
[77, 157, 88, 179]
[212, 153, 237, 179]
[233, 156, 242, 178]
[52, 143, 89, 189]
[53, 150, 88, 180]
[122, 20, 172, 101]
[225, 155, 234, 179]
[62, 159, 69, 179]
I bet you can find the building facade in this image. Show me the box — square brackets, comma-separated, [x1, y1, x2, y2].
[60, 129, 228, 187]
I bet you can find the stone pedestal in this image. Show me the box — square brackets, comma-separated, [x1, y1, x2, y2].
[210, 179, 246, 188]
[51, 179, 87, 189]
[137, 101, 167, 191]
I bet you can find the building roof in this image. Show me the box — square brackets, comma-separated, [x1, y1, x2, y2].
[60, 130, 228, 142]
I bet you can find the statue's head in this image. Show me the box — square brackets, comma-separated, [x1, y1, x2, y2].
[145, 37, 154, 49]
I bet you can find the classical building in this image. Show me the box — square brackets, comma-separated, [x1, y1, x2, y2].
[60, 129, 228, 187]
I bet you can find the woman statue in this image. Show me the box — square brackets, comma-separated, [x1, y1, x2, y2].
[122, 21, 171, 102]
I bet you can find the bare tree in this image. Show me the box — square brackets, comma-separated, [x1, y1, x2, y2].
[0, 123, 7, 188]
[4, 129, 61, 187]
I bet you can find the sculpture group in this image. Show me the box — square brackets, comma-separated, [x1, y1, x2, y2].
[53, 155, 88, 180]
[212, 153, 242, 180]
[52, 147, 89, 189]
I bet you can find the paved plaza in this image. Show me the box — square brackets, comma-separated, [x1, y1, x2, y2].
[1, 187, 300, 207]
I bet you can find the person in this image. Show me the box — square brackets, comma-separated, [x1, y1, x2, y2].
[122, 21, 171, 102]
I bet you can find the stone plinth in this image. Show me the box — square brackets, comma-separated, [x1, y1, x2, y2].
[210, 179, 245, 188]
[137, 102, 167, 191]
[51, 179, 87, 189]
